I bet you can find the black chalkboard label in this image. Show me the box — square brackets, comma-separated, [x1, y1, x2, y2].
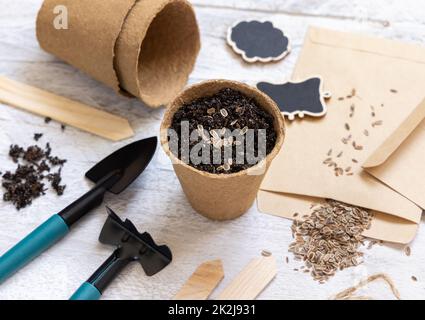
[227, 20, 290, 63]
[257, 77, 331, 120]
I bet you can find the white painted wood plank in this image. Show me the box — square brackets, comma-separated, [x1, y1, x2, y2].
[0, 0, 424, 300]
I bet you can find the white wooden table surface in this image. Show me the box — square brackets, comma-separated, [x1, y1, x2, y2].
[1, 0, 425, 300]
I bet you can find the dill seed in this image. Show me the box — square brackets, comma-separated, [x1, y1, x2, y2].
[412, 276, 417, 282]
[240, 126, 248, 135]
[404, 246, 411, 256]
[353, 141, 363, 151]
[337, 152, 343, 158]
[210, 130, 219, 140]
[341, 135, 352, 145]
[367, 240, 378, 250]
[220, 108, 229, 117]
[286, 257, 289, 264]
[293, 213, 299, 218]
[352, 159, 358, 163]
[345, 123, 350, 131]
[327, 149, 333, 156]
[390, 89, 398, 93]
[335, 167, 344, 176]
[261, 250, 272, 257]
[372, 120, 383, 127]
[345, 167, 352, 172]
[338, 97, 345, 101]
[323, 158, 332, 164]
[364, 129, 369, 137]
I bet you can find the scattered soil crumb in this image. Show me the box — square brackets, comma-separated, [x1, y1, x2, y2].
[1, 138, 67, 210]
[34, 133, 43, 142]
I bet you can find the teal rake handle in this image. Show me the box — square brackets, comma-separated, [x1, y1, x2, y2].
[0, 214, 69, 284]
[70, 282, 101, 300]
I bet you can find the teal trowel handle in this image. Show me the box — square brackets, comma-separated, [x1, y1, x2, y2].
[70, 282, 101, 300]
[0, 214, 69, 284]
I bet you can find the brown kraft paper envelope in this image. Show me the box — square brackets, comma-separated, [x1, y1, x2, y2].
[363, 97, 425, 210]
[259, 27, 425, 241]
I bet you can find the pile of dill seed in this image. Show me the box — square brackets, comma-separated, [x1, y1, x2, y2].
[289, 200, 373, 283]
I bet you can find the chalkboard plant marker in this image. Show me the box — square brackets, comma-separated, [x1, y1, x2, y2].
[227, 20, 291, 63]
[257, 76, 331, 120]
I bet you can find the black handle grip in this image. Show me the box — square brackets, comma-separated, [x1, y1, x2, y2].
[87, 249, 131, 294]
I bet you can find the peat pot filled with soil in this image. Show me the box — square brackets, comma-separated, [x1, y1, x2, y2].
[161, 80, 285, 220]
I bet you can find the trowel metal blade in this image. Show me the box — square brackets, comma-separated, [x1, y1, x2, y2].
[85, 137, 157, 194]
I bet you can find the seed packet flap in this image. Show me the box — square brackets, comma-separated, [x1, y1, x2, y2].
[363, 97, 425, 209]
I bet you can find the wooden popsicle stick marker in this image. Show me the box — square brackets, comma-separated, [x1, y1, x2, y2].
[0, 76, 134, 141]
[217, 255, 277, 300]
[174, 260, 224, 300]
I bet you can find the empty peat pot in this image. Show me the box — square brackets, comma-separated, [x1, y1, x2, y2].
[36, 0, 200, 107]
[160, 80, 285, 220]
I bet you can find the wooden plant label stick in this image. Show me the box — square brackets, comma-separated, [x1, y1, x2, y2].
[0, 76, 134, 141]
[217, 255, 277, 300]
[174, 260, 224, 300]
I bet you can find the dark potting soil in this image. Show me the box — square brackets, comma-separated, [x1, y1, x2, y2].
[169, 88, 277, 174]
[1, 138, 67, 210]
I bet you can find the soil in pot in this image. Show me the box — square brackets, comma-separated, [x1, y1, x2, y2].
[169, 88, 277, 174]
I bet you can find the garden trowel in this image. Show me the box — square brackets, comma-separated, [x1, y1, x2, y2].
[0, 137, 157, 284]
[70, 207, 172, 300]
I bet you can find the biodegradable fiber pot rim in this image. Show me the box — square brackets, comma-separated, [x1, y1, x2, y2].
[160, 79, 285, 179]
[115, 0, 201, 107]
